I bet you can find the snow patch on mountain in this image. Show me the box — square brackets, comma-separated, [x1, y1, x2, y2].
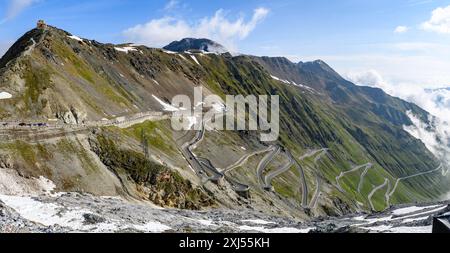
[0, 194, 94, 230]
[67, 35, 83, 42]
[152, 95, 185, 112]
[195, 219, 216, 227]
[238, 225, 313, 233]
[0, 92, 12, 99]
[270, 75, 316, 92]
[162, 50, 189, 61]
[114, 46, 137, 53]
[392, 205, 441, 216]
[271, 75, 290, 84]
[162, 50, 177, 54]
[132, 222, 171, 233]
[0, 191, 447, 233]
[0, 194, 173, 233]
[190, 55, 200, 65]
[361, 224, 432, 233]
[241, 219, 275, 225]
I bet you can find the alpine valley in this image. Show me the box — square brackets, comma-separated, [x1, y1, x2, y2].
[0, 23, 449, 233]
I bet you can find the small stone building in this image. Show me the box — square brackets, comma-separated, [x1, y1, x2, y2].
[37, 20, 47, 29]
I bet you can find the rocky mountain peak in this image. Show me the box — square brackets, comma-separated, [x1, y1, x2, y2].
[163, 38, 228, 54]
[0, 24, 73, 69]
[0, 28, 44, 69]
[298, 59, 342, 80]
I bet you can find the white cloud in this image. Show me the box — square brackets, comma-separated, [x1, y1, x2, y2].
[405, 111, 450, 179]
[124, 17, 191, 47]
[315, 53, 450, 88]
[123, 7, 269, 50]
[344, 69, 450, 121]
[421, 5, 450, 34]
[344, 69, 387, 89]
[1, 0, 40, 24]
[164, 0, 179, 11]
[345, 69, 450, 170]
[403, 111, 450, 170]
[394, 26, 409, 33]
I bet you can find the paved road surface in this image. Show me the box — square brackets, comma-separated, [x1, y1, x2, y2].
[256, 146, 281, 189]
[295, 149, 328, 207]
[222, 146, 274, 173]
[368, 178, 389, 211]
[335, 163, 373, 192]
[197, 158, 224, 183]
[387, 164, 443, 204]
[357, 164, 372, 193]
[221, 146, 275, 193]
[263, 151, 295, 190]
[309, 149, 329, 209]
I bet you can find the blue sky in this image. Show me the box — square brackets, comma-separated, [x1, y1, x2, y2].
[1, 0, 450, 89]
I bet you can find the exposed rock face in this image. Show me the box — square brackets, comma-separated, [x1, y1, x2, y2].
[0, 155, 13, 169]
[70, 106, 87, 124]
[59, 111, 77, 124]
[163, 38, 228, 54]
[54, 106, 87, 124]
[82, 213, 106, 225]
[1, 193, 448, 233]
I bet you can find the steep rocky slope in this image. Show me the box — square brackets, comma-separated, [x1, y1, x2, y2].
[1, 192, 448, 233]
[0, 24, 448, 222]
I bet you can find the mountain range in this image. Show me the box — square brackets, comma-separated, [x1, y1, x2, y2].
[0, 23, 448, 223]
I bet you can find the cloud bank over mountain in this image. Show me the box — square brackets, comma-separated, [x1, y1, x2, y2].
[345, 69, 450, 170]
[123, 7, 269, 51]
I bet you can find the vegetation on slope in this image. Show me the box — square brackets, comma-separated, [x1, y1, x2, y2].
[90, 134, 214, 210]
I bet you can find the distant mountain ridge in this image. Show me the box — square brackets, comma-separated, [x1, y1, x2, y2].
[425, 87, 450, 92]
[163, 38, 228, 54]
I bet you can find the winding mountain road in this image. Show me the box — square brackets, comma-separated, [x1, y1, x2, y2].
[357, 164, 372, 193]
[309, 149, 329, 209]
[368, 178, 389, 211]
[220, 146, 275, 193]
[387, 164, 443, 205]
[295, 149, 328, 207]
[197, 157, 224, 183]
[308, 171, 322, 209]
[335, 163, 373, 192]
[180, 114, 214, 179]
[299, 149, 327, 160]
[179, 112, 228, 184]
[384, 179, 392, 208]
[256, 146, 281, 188]
[222, 146, 275, 174]
[0, 111, 167, 131]
[263, 151, 295, 190]
[180, 130, 207, 177]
